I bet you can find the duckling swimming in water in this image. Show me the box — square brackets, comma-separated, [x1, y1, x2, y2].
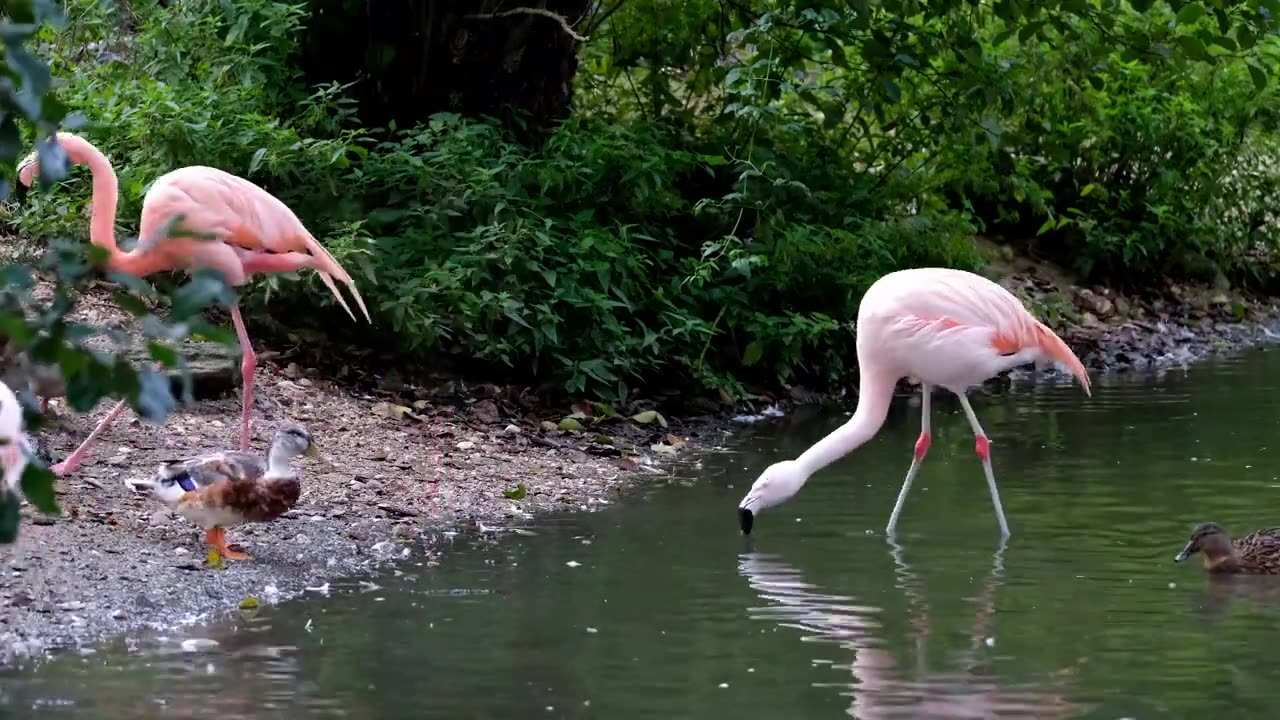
[1174, 522, 1280, 574]
[127, 423, 318, 561]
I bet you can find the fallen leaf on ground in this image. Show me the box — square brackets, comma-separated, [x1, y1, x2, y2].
[631, 410, 668, 428]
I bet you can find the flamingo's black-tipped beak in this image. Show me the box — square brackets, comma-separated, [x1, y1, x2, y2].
[739, 507, 754, 535]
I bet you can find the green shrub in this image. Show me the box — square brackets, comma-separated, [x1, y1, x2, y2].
[935, 10, 1280, 284]
[8, 0, 986, 401]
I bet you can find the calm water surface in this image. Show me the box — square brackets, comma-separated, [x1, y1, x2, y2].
[6, 350, 1280, 718]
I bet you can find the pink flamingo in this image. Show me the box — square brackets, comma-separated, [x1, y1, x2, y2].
[17, 132, 370, 475]
[737, 267, 1091, 538]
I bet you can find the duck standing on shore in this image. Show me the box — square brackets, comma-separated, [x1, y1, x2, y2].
[126, 423, 319, 562]
[1174, 522, 1280, 574]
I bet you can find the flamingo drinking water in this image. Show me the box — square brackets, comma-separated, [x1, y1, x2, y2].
[18, 132, 370, 474]
[737, 267, 1091, 538]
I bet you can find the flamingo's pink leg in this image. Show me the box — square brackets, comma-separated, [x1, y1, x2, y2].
[886, 384, 931, 536]
[230, 304, 255, 451]
[51, 398, 127, 475]
[956, 393, 1010, 539]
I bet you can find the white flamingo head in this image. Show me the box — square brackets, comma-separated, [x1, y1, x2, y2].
[738, 460, 808, 535]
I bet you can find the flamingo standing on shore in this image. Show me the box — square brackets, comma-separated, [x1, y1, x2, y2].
[737, 267, 1091, 539]
[17, 132, 370, 474]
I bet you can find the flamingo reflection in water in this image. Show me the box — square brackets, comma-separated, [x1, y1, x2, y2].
[736, 542, 1088, 719]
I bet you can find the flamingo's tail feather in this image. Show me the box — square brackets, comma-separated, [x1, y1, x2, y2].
[317, 271, 357, 323]
[303, 233, 371, 324]
[1034, 322, 1091, 396]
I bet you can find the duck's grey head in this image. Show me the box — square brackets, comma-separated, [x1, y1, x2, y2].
[273, 423, 319, 459]
[1175, 522, 1229, 562]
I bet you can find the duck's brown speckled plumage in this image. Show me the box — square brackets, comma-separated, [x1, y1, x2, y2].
[163, 450, 302, 525]
[1175, 522, 1280, 574]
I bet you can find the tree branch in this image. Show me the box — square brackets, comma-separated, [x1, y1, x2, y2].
[465, 7, 589, 42]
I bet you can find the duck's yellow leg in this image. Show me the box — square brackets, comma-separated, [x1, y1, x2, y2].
[205, 527, 253, 561]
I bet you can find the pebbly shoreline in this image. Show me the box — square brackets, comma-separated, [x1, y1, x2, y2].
[3, 254, 1280, 668]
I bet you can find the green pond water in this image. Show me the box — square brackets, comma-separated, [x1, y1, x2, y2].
[5, 349, 1280, 718]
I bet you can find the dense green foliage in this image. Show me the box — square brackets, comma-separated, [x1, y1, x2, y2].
[9, 0, 1280, 402]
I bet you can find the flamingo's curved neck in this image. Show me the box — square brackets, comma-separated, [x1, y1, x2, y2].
[794, 364, 896, 477]
[80, 147, 120, 256]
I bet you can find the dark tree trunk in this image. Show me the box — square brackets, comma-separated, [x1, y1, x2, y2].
[299, 0, 592, 142]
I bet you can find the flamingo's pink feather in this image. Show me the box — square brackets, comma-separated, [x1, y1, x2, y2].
[17, 133, 370, 324]
[856, 267, 1091, 396]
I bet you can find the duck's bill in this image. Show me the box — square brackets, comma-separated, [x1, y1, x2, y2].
[1174, 541, 1195, 562]
[305, 442, 321, 458]
[123, 478, 155, 493]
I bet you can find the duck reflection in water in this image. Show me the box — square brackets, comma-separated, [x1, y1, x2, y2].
[1188, 573, 1280, 625]
[736, 541, 1088, 719]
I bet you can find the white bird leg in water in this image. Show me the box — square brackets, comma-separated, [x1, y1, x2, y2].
[886, 384, 931, 537]
[956, 393, 1011, 539]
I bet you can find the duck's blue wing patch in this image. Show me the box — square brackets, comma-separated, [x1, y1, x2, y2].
[171, 472, 197, 493]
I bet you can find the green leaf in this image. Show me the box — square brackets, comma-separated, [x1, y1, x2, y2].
[558, 417, 584, 431]
[147, 341, 179, 368]
[1248, 62, 1268, 91]
[1175, 3, 1207, 25]
[1017, 21, 1047, 44]
[19, 465, 58, 515]
[502, 483, 527, 500]
[169, 269, 233, 320]
[1175, 35, 1209, 62]
[979, 115, 1002, 149]
[829, 44, 848, 68]
[1210, 35, 1237, 51]
[630, 410, 668, 428]
[247, 148, 267, 177]
[1213, 8, 1230, 35]
[8, 45, 51, 97]
[1236, 26, 1257, 50]
[0, 118, 21, 166]
[742, 340, 764, 366]
[881, 78, 901, 103]
[0, 491, 20, 544]
[134, 368, 176, 423]
[1081, 183, 1098, 197]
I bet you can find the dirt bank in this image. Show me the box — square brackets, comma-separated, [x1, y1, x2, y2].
[0, 360, 725, 666]
[993, 250, 1280, 376]
[2, 248, 1279, 668]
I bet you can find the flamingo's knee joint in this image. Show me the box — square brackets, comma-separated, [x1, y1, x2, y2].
[913, 432, 931, 461]
[975, 435, 991, 461]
